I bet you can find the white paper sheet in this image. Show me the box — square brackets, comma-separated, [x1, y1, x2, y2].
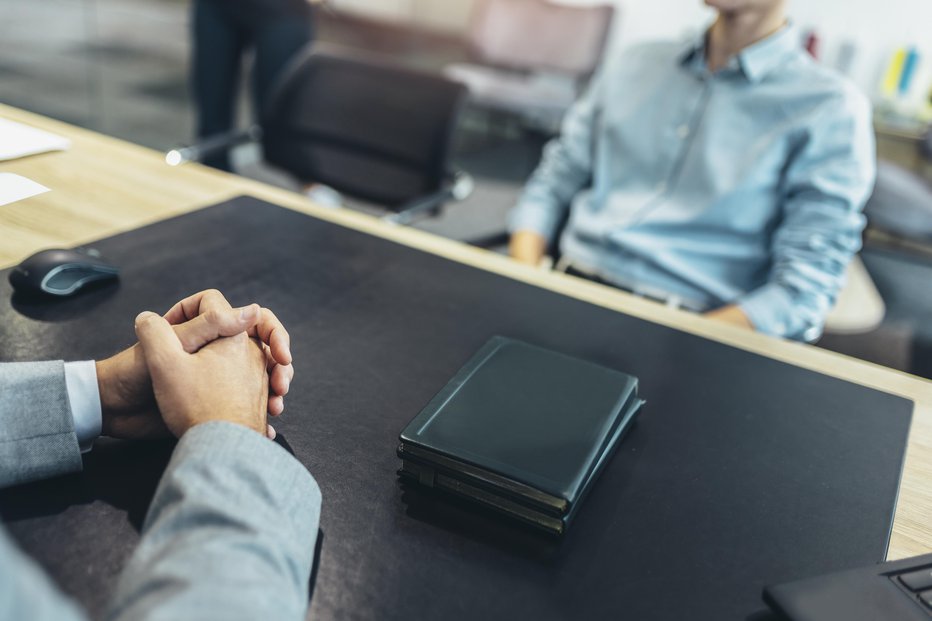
[0, 118, 71, 161]
[0, 173, 49, 206]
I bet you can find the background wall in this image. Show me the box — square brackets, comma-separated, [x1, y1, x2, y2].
[332, 0, 932, 106]
[332, 0, 475, 31]
[600, 0, 932, 106]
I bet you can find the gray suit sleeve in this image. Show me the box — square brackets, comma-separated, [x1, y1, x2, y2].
[0, 527, 89, 621]
[0, 361, 82, 488]
[0, 362, 89, 621]
[107, 421, 322, 621]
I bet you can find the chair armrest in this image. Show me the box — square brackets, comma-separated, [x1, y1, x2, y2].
[464, 231, 510, 248]
[823, 255, 885, 335]
[165, 126, 262, 166]
[384, 170, 475, 226]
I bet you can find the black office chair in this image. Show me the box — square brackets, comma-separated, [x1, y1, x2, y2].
[169, 47, 473, 225]
[864, 126, 932, 244]
[921, 126, 932, 161]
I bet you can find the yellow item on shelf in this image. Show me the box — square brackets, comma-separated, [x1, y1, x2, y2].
[881, 48, 907, 99]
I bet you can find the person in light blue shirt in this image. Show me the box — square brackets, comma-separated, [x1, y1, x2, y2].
[508, 0, 876, 342]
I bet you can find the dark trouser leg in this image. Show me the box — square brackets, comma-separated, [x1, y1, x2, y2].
[191, 0, 245, 171]
[250, 11, 313, 122]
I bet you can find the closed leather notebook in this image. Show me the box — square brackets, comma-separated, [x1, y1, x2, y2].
[398, 336, 644, 534]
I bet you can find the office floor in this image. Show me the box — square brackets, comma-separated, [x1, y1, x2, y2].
[2, 0, 932, 380]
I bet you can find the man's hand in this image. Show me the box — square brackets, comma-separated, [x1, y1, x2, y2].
[704, 304, 754, 330]
[509, 230, 548, 267]
[163, 290, 293, 417]
[96, 290, 293, 440]
[134, 312, 269, 437]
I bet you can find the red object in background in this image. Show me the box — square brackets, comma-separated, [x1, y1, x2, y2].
[805, 31, 820, 60]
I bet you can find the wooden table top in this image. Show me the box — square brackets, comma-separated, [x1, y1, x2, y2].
[3, 103, 932, 560]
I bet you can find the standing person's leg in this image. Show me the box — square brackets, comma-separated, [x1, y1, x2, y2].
[191, 0, 246, 171]
[249, 3, 314, 122]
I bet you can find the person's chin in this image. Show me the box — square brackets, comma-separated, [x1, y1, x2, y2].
[704, 0, 778, 10]
[704, 0, 742, 10]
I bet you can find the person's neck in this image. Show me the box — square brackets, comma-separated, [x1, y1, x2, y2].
[706, 5, 787, 73]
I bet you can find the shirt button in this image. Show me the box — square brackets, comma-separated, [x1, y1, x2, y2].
[677, 124, 690, 139]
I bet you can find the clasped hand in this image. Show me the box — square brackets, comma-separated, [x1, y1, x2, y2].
[95, 289, 294, 440]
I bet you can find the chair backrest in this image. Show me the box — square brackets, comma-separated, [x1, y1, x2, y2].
[921, 126, 932, 162]
[262, 48, 467, 208]
[468, 0, 615, 76]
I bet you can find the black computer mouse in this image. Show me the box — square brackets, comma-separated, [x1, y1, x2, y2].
[9, 248, 119, 297]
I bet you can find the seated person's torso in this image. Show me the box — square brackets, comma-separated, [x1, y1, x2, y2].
[562, 26, 870, 308]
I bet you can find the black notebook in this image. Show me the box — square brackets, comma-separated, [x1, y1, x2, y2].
[397, 336, 644, 534]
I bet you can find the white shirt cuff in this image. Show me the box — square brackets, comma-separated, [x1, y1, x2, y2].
[63, 361, 102, 453]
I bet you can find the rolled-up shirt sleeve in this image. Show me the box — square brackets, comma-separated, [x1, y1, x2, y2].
[508, 76, 602, 243]
[738, 89, 876, 341]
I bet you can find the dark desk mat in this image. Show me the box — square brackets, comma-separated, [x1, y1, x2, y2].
[0, 196, 914, 620]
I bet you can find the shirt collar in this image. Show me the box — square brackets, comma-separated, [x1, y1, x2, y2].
[679, 22, 800, 83]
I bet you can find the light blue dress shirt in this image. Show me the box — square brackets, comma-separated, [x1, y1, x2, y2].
[509, 24, 876, 341]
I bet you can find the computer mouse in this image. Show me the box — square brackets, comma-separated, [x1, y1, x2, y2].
[9, 248, 119, 297]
